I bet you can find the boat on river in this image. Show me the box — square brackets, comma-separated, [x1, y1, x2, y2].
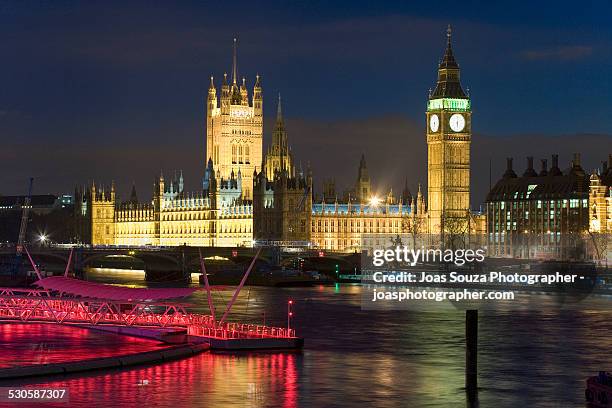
[586, 371, 612, 406]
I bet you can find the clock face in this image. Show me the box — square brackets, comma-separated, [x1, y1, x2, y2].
[429, 114, 439, 132]
[230, 108, 251, 119]
[449, 113, 466, 132]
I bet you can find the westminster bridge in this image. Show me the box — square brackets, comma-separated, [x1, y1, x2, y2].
[0, 244, 360, 281]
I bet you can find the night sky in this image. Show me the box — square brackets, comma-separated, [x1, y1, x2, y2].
[1, 1, 610, 207]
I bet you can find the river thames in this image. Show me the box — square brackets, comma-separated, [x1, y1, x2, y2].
[1, 269, 610, 407]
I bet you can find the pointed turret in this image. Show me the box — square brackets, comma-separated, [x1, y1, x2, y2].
[207, 75, 217, 117]
[232, 37, 238, 85]
[277, 93, 283, 121]
[129, 182, 138, 204]
[240, 77, 248, 106]
[230, 38, 242, 104]
[253, 73, 262, 117]
[356, 154, 371, 203]
[401, 178, 413, 204]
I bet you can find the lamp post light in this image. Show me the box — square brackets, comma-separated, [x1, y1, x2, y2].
[287, 300, 293, 334]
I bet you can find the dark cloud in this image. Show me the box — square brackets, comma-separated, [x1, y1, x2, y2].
[520, 45, 593, 61]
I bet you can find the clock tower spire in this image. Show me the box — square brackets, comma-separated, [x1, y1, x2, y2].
[426, 25, 472, 234]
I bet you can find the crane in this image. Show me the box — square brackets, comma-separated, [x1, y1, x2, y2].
[12, 178, 34, 278]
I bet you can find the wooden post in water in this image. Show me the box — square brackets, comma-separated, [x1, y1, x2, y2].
[466, 309, 478, 402]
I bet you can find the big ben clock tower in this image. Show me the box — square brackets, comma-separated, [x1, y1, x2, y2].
[426, 26, 471, 234]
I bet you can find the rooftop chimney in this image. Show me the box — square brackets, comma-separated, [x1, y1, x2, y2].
[550, 154, 562, 176]
[523, 156, 537, 177]
[540, 159, 548, 176]
[572, 152, 581, 168]
[503, 157, 517, 178]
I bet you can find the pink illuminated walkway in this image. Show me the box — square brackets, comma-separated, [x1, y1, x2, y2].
[0, 287, 296, 340]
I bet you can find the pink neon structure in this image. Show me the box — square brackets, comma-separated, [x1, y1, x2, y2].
[34, 276, 199, 301]
[198, 249, 216, 324]
[0, 288, 295, 338]
[218, 247, 262, 326]
[23, 246, 42, 281]
[5, 247, 297, 340]
[63, 248, 73, 277]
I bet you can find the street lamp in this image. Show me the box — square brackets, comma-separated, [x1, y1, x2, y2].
[287, 300, 293, 334]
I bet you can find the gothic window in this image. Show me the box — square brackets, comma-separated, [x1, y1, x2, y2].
[245, 145, 250, 163]
[232, 145, 237, 163]
[238, 145, 243, 163]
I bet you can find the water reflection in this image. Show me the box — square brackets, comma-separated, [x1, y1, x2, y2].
[0, 323, 164, 368]
[14, 352, 299, 408]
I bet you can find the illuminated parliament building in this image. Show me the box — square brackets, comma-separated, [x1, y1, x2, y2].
[80, 28, 478, 251]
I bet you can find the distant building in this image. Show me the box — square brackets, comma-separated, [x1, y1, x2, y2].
[310, 183, 425, 253]
[589, 155, 612, 234]
[0, 194, 62, 215]
[486, 154, 590, 258]
[0, 194, 75, 243]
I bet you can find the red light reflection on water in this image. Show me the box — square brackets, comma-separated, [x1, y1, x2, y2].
[0, 323, 165, 368]
[0, 323, 299, 408]
[17, 352, 300, 408]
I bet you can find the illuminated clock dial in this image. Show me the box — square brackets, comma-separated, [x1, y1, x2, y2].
[429, 114, 439, 132]
[449, 113, 465, 132]
[231, 108, 251, 118]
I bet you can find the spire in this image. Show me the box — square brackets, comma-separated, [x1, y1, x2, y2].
[129, 182, 138, 204]
[209, 75, 214, 89]
[277, 93, 283, 120]
[232, 37, 238, 85]
[230, 38, 241, 104]
[430, 25, 466, 99]
[440, 24, 458, 69]
[401, 177, 412, 204]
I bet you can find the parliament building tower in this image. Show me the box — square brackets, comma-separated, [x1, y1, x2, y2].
[264, 94, 294, 179]
[206, 38, 263, 200]
[426, 26, 471, 233]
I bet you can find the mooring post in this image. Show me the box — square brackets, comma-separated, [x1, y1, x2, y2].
[466, 309, 478, 405]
